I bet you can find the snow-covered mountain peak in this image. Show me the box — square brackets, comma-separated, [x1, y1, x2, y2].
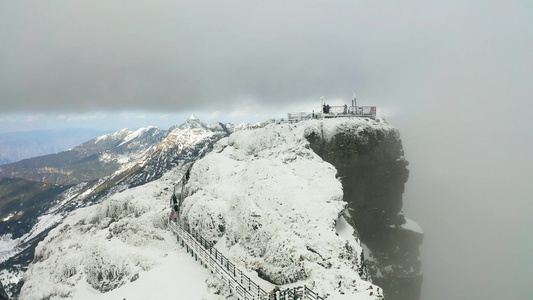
[158, 125, 210, 152]
[94, 128, 133, 144]
[173, 115, 208, 131]
[10, 118, 411, 300]
[155, 117, 226, 154]
[207, 121, 232, 134]
[181, 121, 383, 298]
[233, 122, 251, 131]
[117, 126, 158, 147]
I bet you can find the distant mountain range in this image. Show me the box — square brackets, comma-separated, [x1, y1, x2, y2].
[0, 128, 111, 166]
[0, 118, 234, 186]
[0, 116, 233, 297]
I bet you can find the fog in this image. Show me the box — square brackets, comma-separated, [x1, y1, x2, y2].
[390, 100, 533, 299]
[1, 1, 532, 299]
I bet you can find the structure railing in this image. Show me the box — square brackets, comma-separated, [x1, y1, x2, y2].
[287, 106, 376, 123]
[322, 105, 376, 116]
[286, 112, 318, 122]
[169, 220, 268, 299]
[168, 182, 325, 300]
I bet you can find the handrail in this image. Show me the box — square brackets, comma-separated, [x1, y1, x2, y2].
[323, 105, 376, 116]
[287, 106, 377, 123]
[168, 219, 269, 299]
[168, 209, 325, 300]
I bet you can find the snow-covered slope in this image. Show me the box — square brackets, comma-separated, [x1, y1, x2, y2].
[0, 117, 232, 298]
[19, 173, 182, 299]
[125, 117, 231, 187]
[18, 119, 389, 300]
[181, 120, 383, 298]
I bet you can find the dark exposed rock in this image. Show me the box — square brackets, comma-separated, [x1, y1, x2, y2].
[305, 118, 423, 300]
[0, 177, 72, 239]
[0, 279, 10, 300]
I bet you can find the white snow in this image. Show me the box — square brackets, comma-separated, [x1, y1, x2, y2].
[335, 216, 358, 245]
[117, 126, 156, 147]
[72, 252, 220, 300]
[0, 210, 65, 264]
[160, 126, 214, 152]
[214, 236, 275, 292]
[304, 117, 390, 144]
[95, 128, 132, 143]
[19, 174, 192, 299]
[180, 120, 385, 298]
[19, 118, 392, 300]
[401, 218, 424, 234]
[1, 212, 16, 222]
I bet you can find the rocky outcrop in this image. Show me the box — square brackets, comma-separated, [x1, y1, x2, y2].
[304, 118, 423, 300]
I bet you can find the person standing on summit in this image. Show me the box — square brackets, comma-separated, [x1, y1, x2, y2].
[172, 203, 179, 222]
[170, 188, 179, 222]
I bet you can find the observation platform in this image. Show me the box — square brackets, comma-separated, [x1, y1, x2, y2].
[286, 105, 377, 123]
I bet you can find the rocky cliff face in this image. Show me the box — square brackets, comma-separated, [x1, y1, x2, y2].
[304, 118, 423, 300]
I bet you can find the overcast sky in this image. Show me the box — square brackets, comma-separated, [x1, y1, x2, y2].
[1, 1, 532, 299]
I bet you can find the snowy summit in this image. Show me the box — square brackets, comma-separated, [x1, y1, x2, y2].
[14, 117, 411, 300]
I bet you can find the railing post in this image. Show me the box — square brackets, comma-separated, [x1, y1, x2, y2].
[168, 216, 323, 300]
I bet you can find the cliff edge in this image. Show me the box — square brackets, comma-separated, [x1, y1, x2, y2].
[305, 118, 423, 300]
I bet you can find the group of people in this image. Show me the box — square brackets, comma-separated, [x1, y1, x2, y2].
[322, 103, 349, 114]
[170, 164, 193, 222]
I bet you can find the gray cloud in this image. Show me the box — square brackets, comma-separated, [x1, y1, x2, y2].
[1, 1, 533, 299]
[1, 0, 494, 114]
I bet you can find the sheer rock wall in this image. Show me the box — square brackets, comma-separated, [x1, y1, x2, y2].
[305, 118, 423, 300]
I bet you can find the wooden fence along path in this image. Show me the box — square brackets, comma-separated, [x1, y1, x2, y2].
[168, 180, 324, 300]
